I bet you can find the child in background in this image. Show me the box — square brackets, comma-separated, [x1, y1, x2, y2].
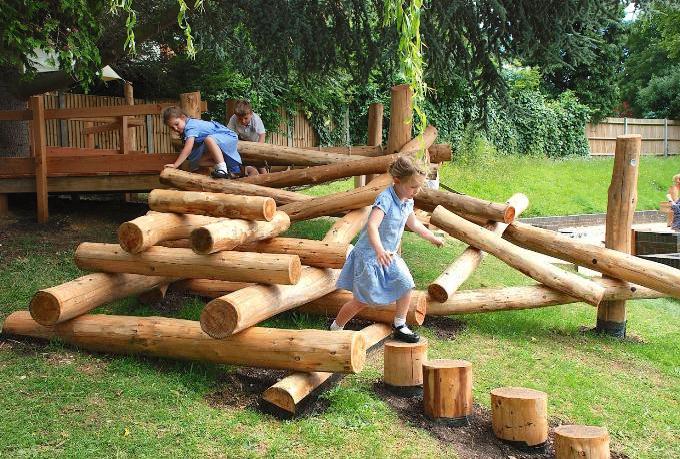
[666, 173, 680, 231]
[162, 106, 257, 178]
[227, 100, 268, 174]
[330, 156, 444, 342]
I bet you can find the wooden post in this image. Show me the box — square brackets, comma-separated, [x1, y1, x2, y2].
[0, 194, 8, 215]
[554, 425, 610, 459]
[124, 82, 137, 150]
[179, 91, 201, 119]
[383, 338, 428, 395]
[30, 95, 48, 223]
[362, 102, 384, 186]
[225, 98, 237, 125]
[423, 359, 472, 425]
[386, 84, 412, 154]
[84, 121, 95, 148]
[491, 387, 548, 447]
[57, 91, 68, 147]
[596, 134, 641, 338]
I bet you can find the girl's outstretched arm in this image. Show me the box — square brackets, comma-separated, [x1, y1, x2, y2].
[406, 212, 444, 247]
[165, 137, 195, 168]
[366, 207, 393, 266]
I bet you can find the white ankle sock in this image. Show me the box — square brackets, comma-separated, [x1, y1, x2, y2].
[330, 320, 344, 331]
[215, 161, 227, 172]
[394, 316, 413, 334]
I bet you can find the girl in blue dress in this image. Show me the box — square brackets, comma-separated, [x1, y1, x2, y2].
[162, 106, 258, 178]
[331, 156, 444, 342]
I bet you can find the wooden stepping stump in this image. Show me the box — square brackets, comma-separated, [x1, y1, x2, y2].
[383, 338, 428, 396]
[490, 387, 548, 447]
[422, 359, 472, 426]
[554, 425, 610, 459]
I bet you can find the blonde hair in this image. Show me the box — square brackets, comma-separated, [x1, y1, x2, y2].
[388, 155, 428, 180]
[162, 106, 188, 124]
[234, 100, 253, 117]
[673, 174, 680, 185]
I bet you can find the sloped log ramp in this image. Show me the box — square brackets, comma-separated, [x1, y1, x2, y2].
[427, 279, 666, 315]
[503, 221, 680, 299]
[29, 273, 171, 325]
[148, 189, 276, 221]
[260, 323, 392, 418]
[75, 243, 301, 285]
[159, 168, 310, 205]
[416, 188, 516, 224]
[322, 207, 371, 244]
[237, 141, 363, 166]
[1, 312, 366, 373]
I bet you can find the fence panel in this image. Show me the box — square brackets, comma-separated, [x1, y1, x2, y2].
[586, 117, 680, 156]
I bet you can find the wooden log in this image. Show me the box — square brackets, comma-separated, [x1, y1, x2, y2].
[503, 221, 680, 299]
[386, 84, 412, 154]
[159, 168, 311, 205]
[200, 267, 339, 338]
[30, 95, 49, 223]
[118, 211, 223, 254]
[416, 188, 516, 224]
[148, 189, 276, 221]
[191, 211, 290, 254]
[237, 141, 362, 166]
[423, 359, 473, 425]
[279, 174, 393, 222]
[554, 425, 610, 459]
[597, 134, 641, 337]
[298, 289, 427, 326]
[363, 103, 384, 184]
[431, 206, 606, 306]
[235, 238, 350, 269]
[179, 91, 201, 118]
[383, 338, 428, 395]
[29, 273, 170, 325]
[261, 323, 392, 416]
[396, 125, 438, 156]
[74, 243, 302, 285]
[428, 194, 529, 302]
[1, 311, 365, 373]
[491, 387, 548, 446]
[322, 207, 371, 244]
[427, 279, 666, 316]
[428, 144, 452, 162]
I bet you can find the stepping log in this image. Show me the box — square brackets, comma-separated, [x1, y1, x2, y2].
[191, 211, 290, 254]
[1, 312, 366, 373]
[383, 338, 428, 395]
[423, 359, 472, 426]
[148, 189, 276, 221]
[29, 273, 170, 325]
[491, 387, 548, 447]
[235, 238, 350, 269]
[75, 243, 301, 285]
[554, 425, 610, 459]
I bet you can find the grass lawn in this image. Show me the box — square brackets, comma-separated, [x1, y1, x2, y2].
[1, 154, 679, 458]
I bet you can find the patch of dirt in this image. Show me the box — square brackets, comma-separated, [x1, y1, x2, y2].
[372, 382, 630, 459]
[205, 367, 287, 410]
[423, 315, 467, 340]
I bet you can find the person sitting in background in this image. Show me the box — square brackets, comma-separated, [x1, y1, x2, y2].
[227, 99, 268, 174]
[666, 174, 680, 231]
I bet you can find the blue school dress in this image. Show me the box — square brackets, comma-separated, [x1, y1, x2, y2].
[672, 199, 680, 230]
[183, 119, 242, 173]
[336, 185, 415, 305]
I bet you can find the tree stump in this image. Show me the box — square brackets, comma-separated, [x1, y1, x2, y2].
[422, 359, 472, 426]
[554, 425, 610, 459]
[383, 338, 428, 395]
[490, 387, 548, 447]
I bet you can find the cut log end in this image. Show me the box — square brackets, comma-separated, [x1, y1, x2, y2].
[427, 283, 449, 303]
[554, 425, 610, 459]
[288, 257, 303, 284]
[29, 291, 61, 325]
[503, 206, 516, 224]
[261, 386, 296, 414]
[411, 290, 428, 325]
[350, 332, 367, 373]
[200, 299, 239, 339]
[263, 198, 277, 221]
[117, 222, 144, 253]
[190, 227, 225, 254]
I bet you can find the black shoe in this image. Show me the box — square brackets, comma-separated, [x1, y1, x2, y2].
[211, 169, 229, 179]
[392, 324, 420, 343]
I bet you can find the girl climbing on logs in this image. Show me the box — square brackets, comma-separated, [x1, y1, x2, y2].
[330, 156, 444, 342]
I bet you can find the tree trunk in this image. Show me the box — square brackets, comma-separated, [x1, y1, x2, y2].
[148, 189, 277, 221]
[423, 359, 473, 424]
[383, 338, 428, 394]
[553, 425, 610, 459]
[191, 211, 290, 254]
[491, 387, 548, 446]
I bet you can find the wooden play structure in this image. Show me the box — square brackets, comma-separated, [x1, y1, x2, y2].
[0, 83, 674, 444]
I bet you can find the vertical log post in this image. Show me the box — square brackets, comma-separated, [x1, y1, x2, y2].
[121, 84, 134, 201]
[383, 338, 428, 395]
[491, 387, 548, 447]
[362, 102, 384, 186]
[30, 95, 48, 223]
[386, 84, 412, 154]
[124, 82, 137, 151]
[225, 98, 237, 125]
[84, 121, 95, 148]
[596, 134, 641, 338]
[422, 359, 472, 426]
[180, 91, 202, 119]
[554, 425, 610, 459]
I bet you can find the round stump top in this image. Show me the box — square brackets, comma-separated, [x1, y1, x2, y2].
[490, 386, 547, 400]
[554, 424, 609, 439]
[384, 338, 428, 348]
[423, 359, 471, 369]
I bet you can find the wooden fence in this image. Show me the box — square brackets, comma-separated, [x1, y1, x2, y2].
[43, 93, 320, 153]
[586, 117, 680, 156]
